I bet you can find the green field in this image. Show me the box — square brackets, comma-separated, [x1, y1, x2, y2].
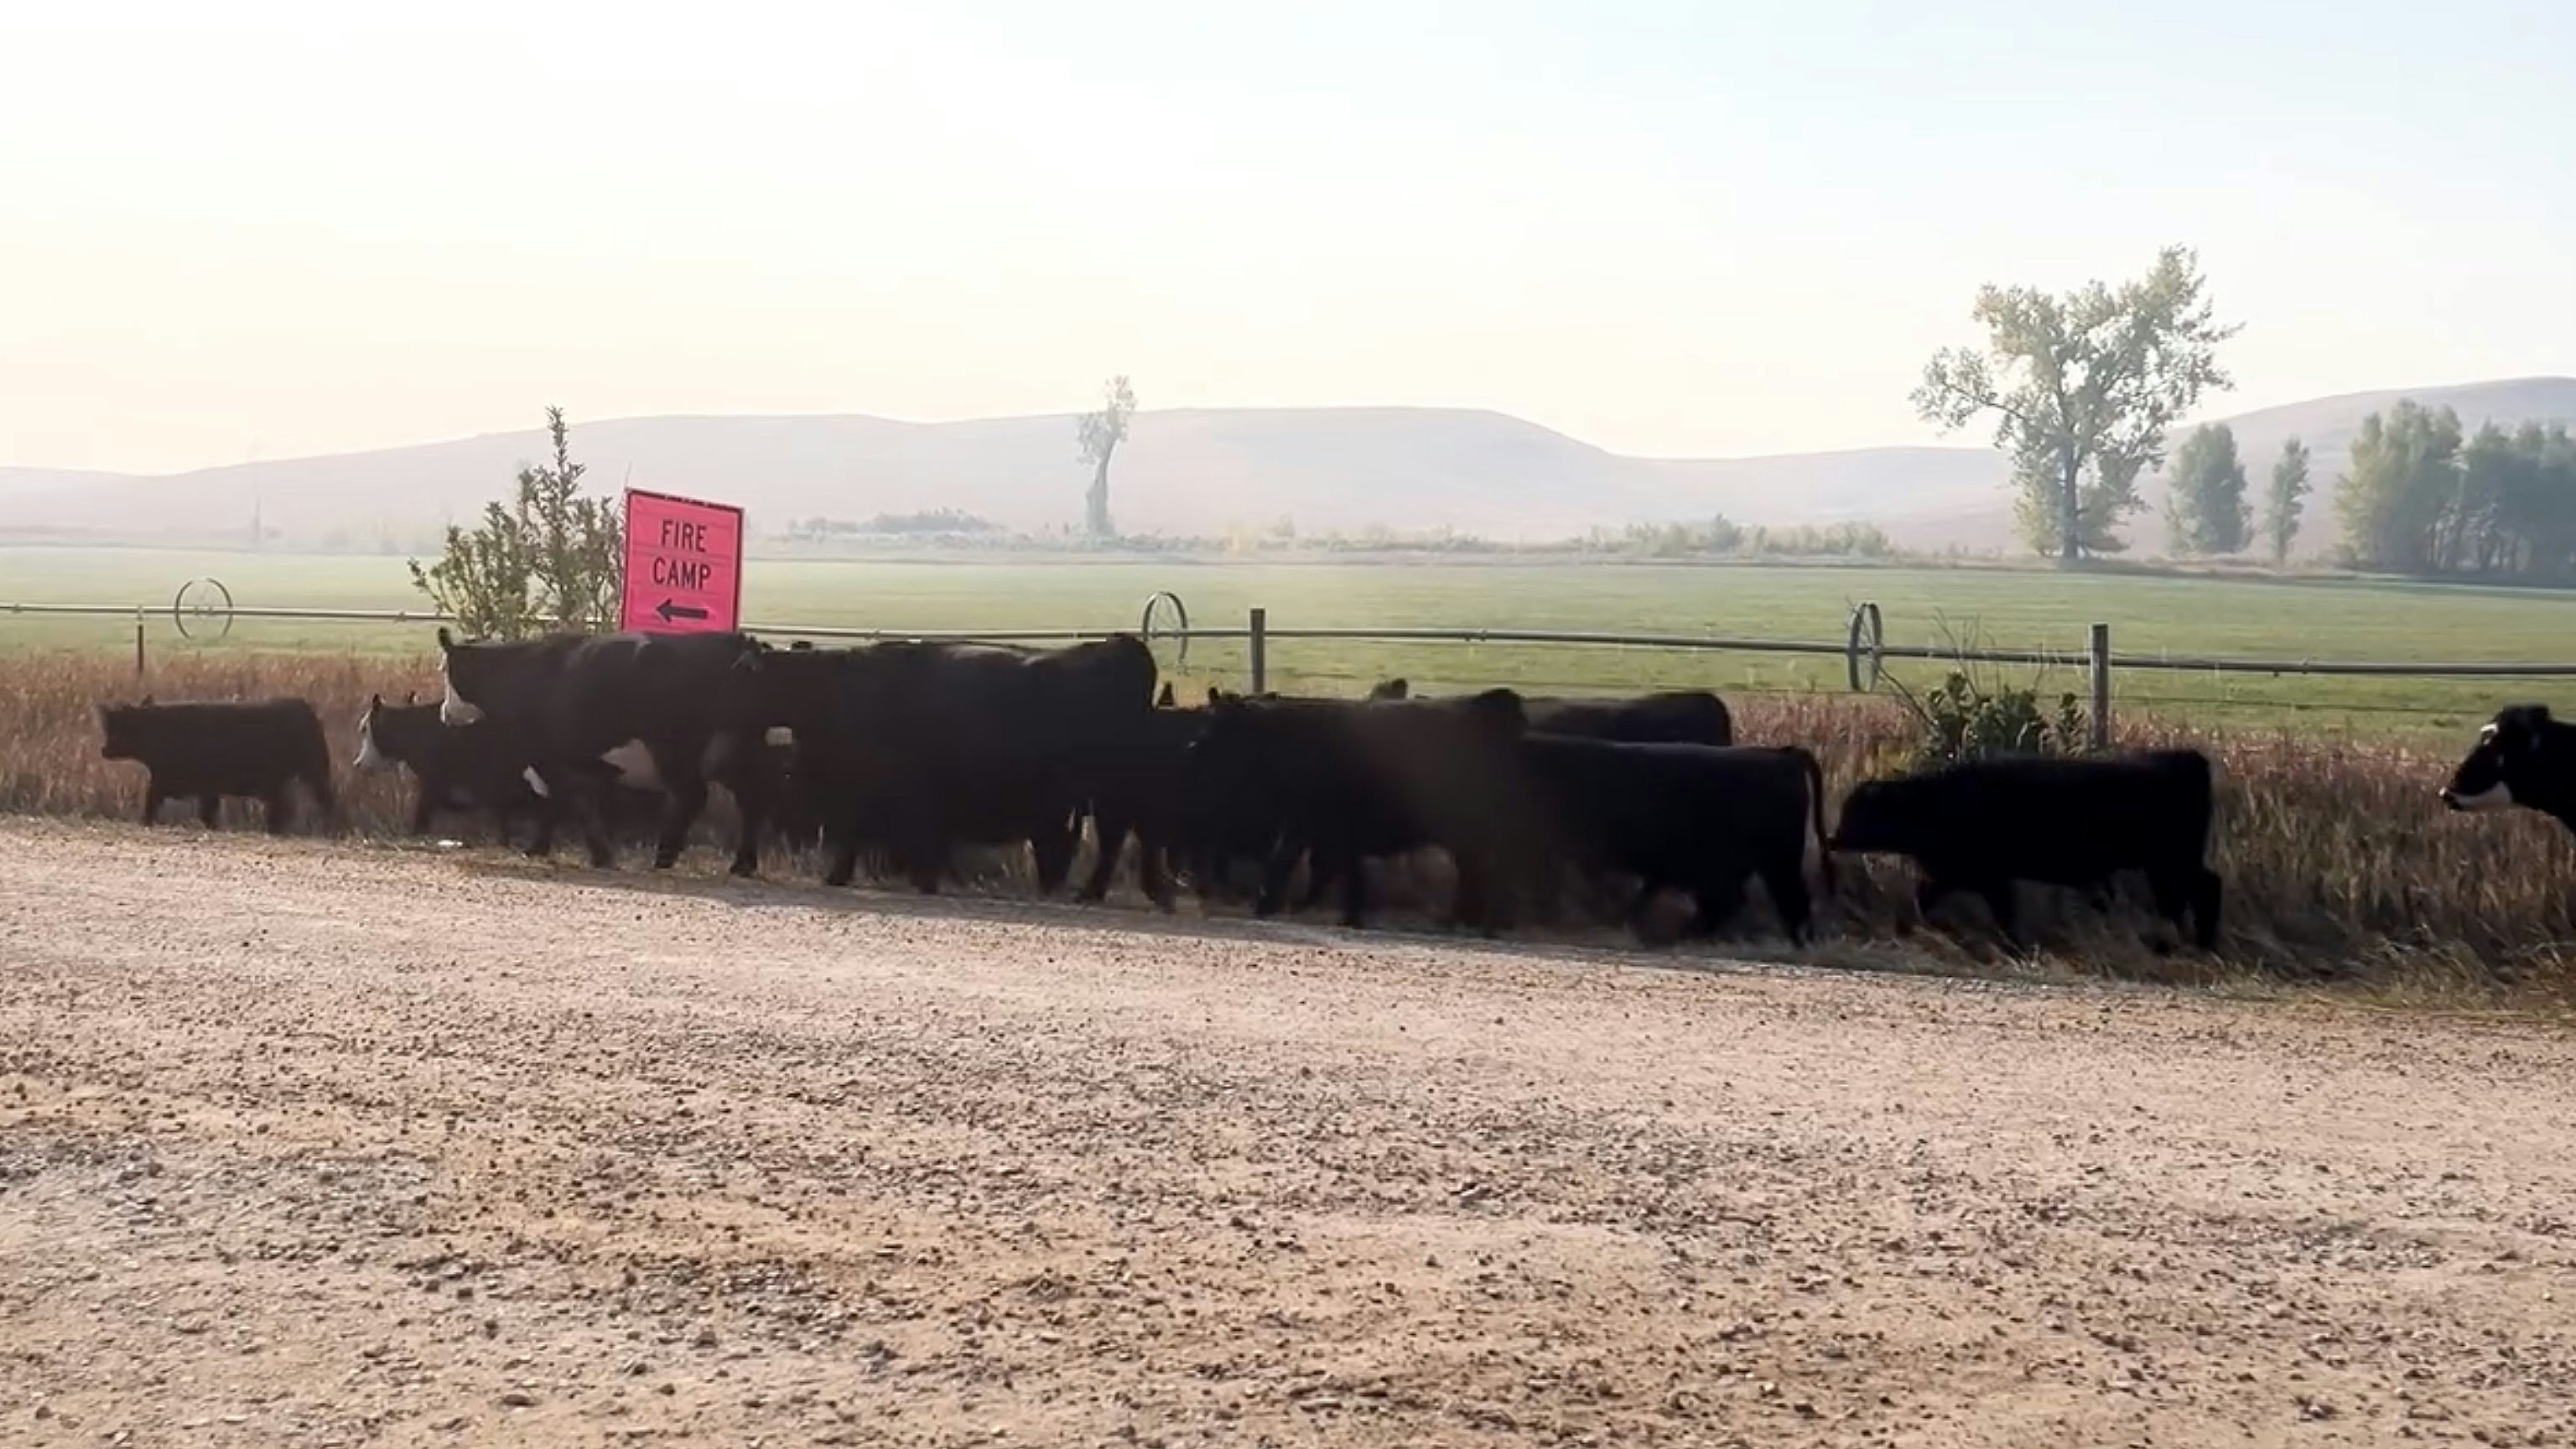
[8, 546, 2574, 739]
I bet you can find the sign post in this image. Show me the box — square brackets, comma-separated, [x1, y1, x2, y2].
[620, 489, 745, 636]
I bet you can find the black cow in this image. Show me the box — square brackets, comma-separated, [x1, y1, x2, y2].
[1181, 689, 1532, 929]
[2443, 705, 2576, 834]
[355, 693, 548, 841]
[1512, 739, 1831, 943]
[1092, 682, 1370, 909]
[434, 628, 775, 874]
[1367, 678, 1733, 746]
[764, 636, 1159, 892]
[1831, 750, 2222, 949]
[1364, 678, 1738, 922]
[97, 697, 335, 834]
[352, 693, 667, 847]
[1076, 700, 1208, 910]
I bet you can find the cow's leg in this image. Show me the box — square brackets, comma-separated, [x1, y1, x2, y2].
[521, 776, 568, 859]
[1914, 875, 1963, 932]
[1523, 860, 1572, 930]
[2149, 865, 2225, 951]
[1685, 875, 1746, 940]
[1192, 851, 1234, 905]
[1760, 857, 1814, 945]
[1031, 814, 1078, 896]
[197, 794, 221, 829]
[652, 748, 707, 871]
[1447, 848, 1509, 937]
[1078, 807, 1128, 903]
[823, 828, 862, 889]
[1254, 838, 1306, 917]
[813, 797, 860, 886]
[895, 818, 947, 895]
[408, 782, 437, 836]
[1137, 827, 1178, 913]
[1623, 879, 1665, 943]
[1293, 853, 1336, 911]
[581, 798, 618, 868]
[554, 769, 615, 868]
[1335, 847, 1372, 929]
[906, 846, 945, 895]
[1977, 880, 2022, 946]
[263, 786, 293, 836]
[141, 780, 165, 826]
[718, 736, 766, 879]
[2191, 869, 2224, 951]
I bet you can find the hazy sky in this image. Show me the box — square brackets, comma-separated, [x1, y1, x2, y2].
[5, 1, 2571, 475]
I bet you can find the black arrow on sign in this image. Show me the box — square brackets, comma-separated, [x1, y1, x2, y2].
[655, 599, 709, 624]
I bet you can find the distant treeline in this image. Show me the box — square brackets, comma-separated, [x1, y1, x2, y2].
[766, 512, 1899, 560]
[2334, 403, 2576, 581]
[1571, 518, 1893, 560]
[785, 509, 1004, 539]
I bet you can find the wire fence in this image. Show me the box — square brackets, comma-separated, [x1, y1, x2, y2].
[9, 588, 2576, 742]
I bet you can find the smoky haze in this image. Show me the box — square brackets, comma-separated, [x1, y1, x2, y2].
[5, 378, 2571, 555]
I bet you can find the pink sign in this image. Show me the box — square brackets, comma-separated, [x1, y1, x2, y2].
[621, 488, 744, 635]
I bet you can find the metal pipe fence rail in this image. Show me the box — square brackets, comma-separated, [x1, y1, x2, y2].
[11, 594, 2576, 750]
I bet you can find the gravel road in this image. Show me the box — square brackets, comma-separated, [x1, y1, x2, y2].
[4, 818, 2573, 1448]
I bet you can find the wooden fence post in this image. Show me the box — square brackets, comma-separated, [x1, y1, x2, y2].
[1249, 607, 1268, 695]
[134, 612, 147, 680]
[2088, 622, 2111, 750]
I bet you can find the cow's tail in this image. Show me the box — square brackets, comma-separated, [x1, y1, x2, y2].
[1797, 747, 1836, 901]
[298, 703, 342, 833]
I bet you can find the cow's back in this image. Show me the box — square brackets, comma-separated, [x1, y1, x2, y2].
[469, 631, 761, 754]
[1918, 751, 2212, 876]
[1524, 691, 1732, 747]
[120, 699, 329, 792]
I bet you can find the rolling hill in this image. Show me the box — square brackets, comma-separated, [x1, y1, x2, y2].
[6, 378, 2571, 556]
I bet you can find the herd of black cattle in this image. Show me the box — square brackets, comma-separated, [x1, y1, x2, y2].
[91, 628, 2576, 951]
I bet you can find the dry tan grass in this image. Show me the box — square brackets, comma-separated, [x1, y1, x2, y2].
[8, 649, 2569, 998]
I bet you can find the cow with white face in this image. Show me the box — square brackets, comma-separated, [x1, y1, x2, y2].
[432, 626, 779, 874]
[2444, 705, 2576, 834]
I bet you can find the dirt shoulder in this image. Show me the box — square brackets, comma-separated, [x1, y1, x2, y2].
[3, 818, 2573, 1447]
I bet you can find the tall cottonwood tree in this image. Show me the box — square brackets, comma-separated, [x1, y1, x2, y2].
[1915, 247, 2238, 561]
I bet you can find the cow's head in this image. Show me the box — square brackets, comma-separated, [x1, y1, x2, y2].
[96, 701, 145, 761]
[354, 694, 392, 773]
[434, 627, 487, 725]
[1461, 687, 1527, 737]
[1828, 776, 1918, 855]
[433, 626, 507, 727]
[2444, 705, 2559, 813]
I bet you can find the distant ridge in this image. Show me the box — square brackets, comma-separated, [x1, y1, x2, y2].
[8, 378, 2573, 556]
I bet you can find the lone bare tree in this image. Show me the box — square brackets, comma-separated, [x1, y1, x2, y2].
[1077, 375, 1136, 538]
[1915, 247, 2237, 562]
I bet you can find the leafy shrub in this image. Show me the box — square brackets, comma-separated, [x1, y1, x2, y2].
[408, 408, 621, 639]
[1897, 669, 2088, 767]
